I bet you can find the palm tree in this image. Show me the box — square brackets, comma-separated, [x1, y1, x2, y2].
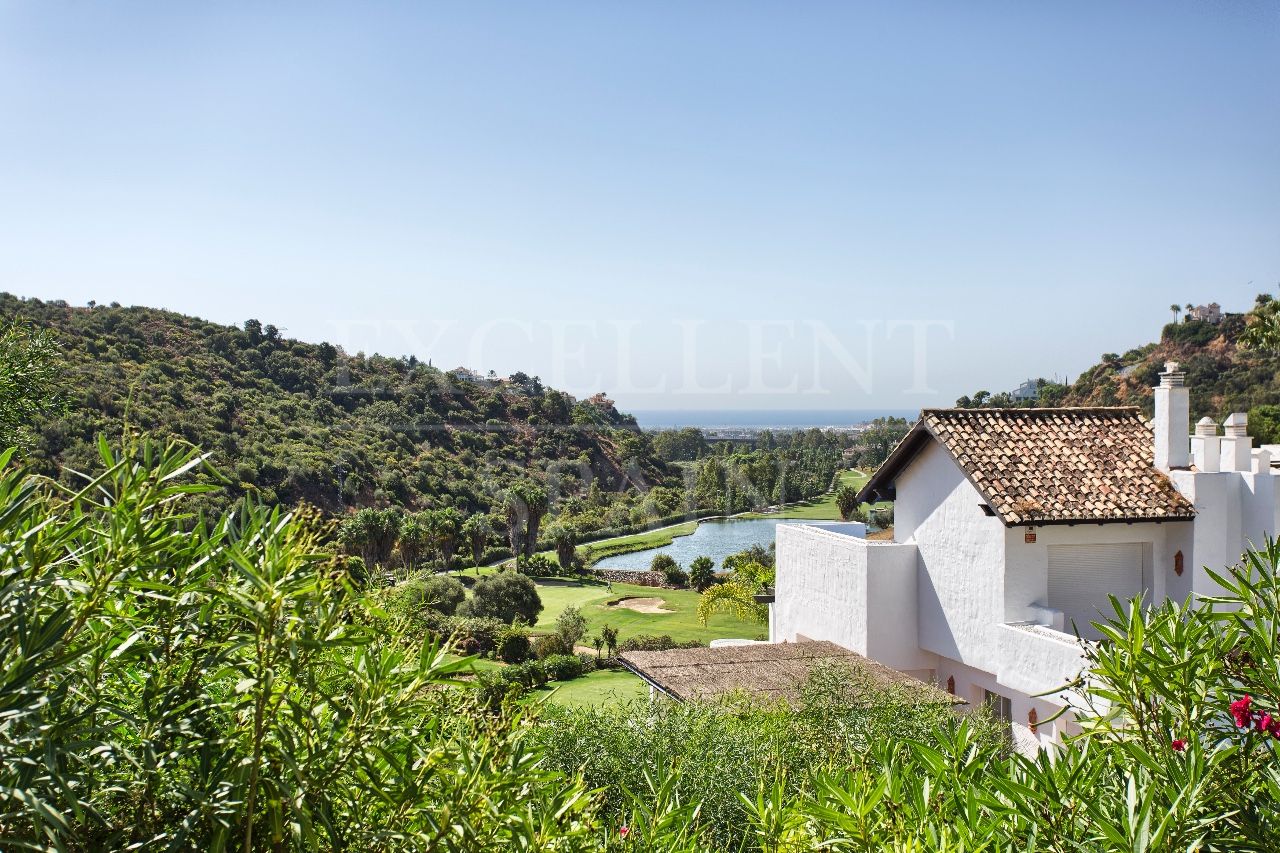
[461, 513, 491, 571]
[1170, 304, 1181, 324]
[697, 560, 774, 625]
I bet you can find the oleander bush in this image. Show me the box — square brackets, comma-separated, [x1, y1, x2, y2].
[0, 437, 594, 851]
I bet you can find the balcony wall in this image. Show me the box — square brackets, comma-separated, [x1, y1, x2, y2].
[774, 524, 933, 672]
[995, 622, 1088, 701]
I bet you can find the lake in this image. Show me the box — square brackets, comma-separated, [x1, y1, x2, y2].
[593, 517, 808, 572]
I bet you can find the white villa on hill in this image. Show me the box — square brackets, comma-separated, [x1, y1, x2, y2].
[772, 362, 1279, 750]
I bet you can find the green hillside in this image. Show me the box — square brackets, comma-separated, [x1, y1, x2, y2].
[1, 293, 672, 521]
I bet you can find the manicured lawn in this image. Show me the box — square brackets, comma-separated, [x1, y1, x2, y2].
[444, 653, 504, 673]
[531, 578, 763, 645]
[533, 668, 648, 707]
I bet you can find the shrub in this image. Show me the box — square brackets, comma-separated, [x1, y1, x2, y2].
[502, 659, 548, 689]
[618, 635, 704, 653]
[688, 556, 715, 591]
[423, 613, 507, 655]
[458, 570, 543, 625]
[541, 654, 585, 681]
[555, 604, 587, 649]
[495, 623, 532, 663]
[650, 553, 679, 575]
[419, 574, 467, 615]
[516, 553, 562, 577]
[475, 668, 524, 710]
[532, 633, 570, 660]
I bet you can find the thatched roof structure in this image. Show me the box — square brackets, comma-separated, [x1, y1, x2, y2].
[619, 641, 962, 705]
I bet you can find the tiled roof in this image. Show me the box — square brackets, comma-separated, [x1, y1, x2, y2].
[858, 407, 1196, 526]
[619, 641, 961, 705]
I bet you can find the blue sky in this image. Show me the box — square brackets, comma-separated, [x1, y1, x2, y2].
[1, 1, 1277, 411]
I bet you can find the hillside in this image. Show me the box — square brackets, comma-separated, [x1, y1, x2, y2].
[1, 293, 673, 521]
[959, 299, 1280, 443]
[1058, 310, 1280, 426]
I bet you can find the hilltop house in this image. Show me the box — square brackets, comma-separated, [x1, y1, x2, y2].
[1188, 302, 1222, 324]
[772, 362, 1278, 751]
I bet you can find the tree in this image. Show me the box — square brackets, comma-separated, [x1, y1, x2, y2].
[502, 481, 548, 559]
[548, 523, 578, 571]
[1170, 303, 1181, 323]
[397, 512, 431, 570]
[393, 573, 466, 616]
[521, 484, 549, 558]
[459, 571, 543, 625]
[426, 507, 462, 567]
[835, 485, 863, 521]
[461, 514, 491, 569]
[1249, 405, 1280, 445]
[688, 556, 715, 592]
[555, 605, 587, 650]
[600, 624, 619, 657]
[338, 507, 402, 569]
[650, 553, 686, 586]
[1241, 296, 1280, 353]
[0, 437, 596, 850]
[0, 321, 61, 449]
[423, 574, 467, 615]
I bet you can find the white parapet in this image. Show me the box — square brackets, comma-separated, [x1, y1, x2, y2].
[996, 622, 1088, 702]
[774, 524, 930, 672]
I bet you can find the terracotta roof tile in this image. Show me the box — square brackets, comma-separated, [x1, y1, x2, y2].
[859, 407, 1196, 526]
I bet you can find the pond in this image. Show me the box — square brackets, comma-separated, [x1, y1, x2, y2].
[592, 518, 809, 572]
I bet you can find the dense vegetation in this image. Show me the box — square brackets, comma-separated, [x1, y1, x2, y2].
[1, 292, 667, 521]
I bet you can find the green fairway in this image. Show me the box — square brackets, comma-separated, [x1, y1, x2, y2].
[533, 668, 649, 707]
[531, 578, 763, 645]
[740, 468, 884, 520]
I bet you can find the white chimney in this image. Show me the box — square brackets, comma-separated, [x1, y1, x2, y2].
[1153, 361, 1190, 470]
[1191, 416, 1221, 473]
[1220, 412, 1253, 472]
[1252, 447, 1272, 474]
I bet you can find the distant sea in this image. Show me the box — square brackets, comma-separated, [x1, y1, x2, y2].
[630, 409, 920, 430]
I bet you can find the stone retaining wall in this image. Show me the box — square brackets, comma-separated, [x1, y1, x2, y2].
[588, 568, 674, 589]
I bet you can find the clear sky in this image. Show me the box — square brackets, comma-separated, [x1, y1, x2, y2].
[1, 1, 1277, 412]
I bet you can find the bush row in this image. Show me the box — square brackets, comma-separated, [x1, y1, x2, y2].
[476, 652, 601, 709]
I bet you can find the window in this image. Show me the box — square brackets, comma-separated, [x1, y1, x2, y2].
[984, 689, 1012, 724]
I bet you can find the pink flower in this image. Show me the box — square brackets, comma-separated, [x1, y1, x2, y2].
[618, 826, 629, 839]
[1231, 695, 1254, 728]
[1171, 738, 1187, 752]
[1258, 713, 1274, 734]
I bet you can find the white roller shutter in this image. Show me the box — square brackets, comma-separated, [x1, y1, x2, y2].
[1047, 543, 1142, 640]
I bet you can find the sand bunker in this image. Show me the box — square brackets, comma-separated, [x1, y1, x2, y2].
[607, 596, 673, 614]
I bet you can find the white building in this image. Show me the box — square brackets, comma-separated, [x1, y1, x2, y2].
[773, 362, 1278, 751]
[1011, 379, 1039, 402]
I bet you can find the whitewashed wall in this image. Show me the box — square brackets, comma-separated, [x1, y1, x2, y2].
[894, 441, 1006, 673]
[773, 525, 932, 672]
